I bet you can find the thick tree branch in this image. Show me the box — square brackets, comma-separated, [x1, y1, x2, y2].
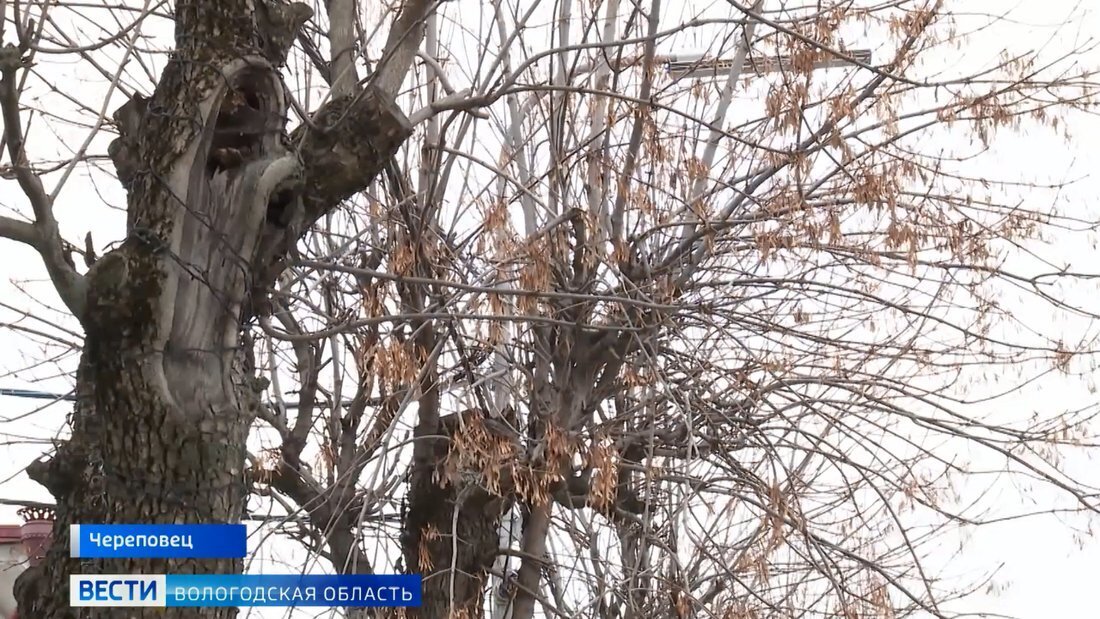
[257, 1, 315, 66]
[0, 214, 37, 247]
[252, 86, 412, 295]
[0, 45, 87, 320]
[325, 0, 360, 97]
[371, 0, 437, 95]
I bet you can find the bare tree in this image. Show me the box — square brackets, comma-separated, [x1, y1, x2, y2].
[0, 0, 1098, 618]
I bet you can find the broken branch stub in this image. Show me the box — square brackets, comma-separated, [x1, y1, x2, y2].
[250, 85, 413, 311]
[107, 94, 149, 191]
[294, 86, 413, 227]
[256, 1, 315, 66]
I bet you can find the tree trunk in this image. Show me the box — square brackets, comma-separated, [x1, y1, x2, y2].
[402, 410, 509, 619]
[16, 48, 298, 618]
[16, 340, 259, 619]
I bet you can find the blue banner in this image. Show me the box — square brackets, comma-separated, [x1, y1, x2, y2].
[70, 524, 247, 559]
[70, 574, 422, 607]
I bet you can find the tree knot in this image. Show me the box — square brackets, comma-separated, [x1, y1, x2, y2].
[0, 44, 29, 75]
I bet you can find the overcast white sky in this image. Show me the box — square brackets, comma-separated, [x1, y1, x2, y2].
[1, 0, 1100, 617]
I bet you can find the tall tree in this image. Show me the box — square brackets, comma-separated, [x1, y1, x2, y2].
[0, 1, 1098, 618]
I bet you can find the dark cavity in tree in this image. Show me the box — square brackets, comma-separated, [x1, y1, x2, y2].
[206, 71, 273, 176]
[266, 187, 297, 227]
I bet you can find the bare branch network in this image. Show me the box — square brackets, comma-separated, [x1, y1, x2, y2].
[0, 0, 1098, 618]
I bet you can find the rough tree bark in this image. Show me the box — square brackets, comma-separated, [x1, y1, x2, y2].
[9, 1, 411, 617]
[402, 405, 511, 618]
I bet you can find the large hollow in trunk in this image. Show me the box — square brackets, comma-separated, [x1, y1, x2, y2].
[14, 53, 301, 619]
